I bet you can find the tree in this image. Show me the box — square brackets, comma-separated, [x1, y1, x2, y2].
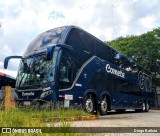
[106, 27, 160, 90]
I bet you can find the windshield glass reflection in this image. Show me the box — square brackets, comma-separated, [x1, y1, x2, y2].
[16, 51, 58, 89]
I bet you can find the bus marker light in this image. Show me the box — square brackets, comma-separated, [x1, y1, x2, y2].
[59, 95, 65, 98]
[0, 72, 5, 76]
[79, 96, 83, 99]
[75, 83, 82, 87]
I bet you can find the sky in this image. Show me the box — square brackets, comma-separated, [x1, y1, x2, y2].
[0, 0, 160, 77]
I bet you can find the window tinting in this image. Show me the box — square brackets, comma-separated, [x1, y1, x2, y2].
[59, 50, 79, 89]
[24, 27, 66, 57]
[88, 72, 141, 95]
[88, 72, 112, 91]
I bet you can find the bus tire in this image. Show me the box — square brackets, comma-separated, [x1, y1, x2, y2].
[142, 101, 146, 112]
[145, 101, 149, 112]
[84, 94, 96, 114]
[99, 95, 108, 115]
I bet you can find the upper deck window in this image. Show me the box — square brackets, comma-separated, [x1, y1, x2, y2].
[24, 26, 67, 57]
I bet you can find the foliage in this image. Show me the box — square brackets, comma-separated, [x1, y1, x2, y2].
[106, 27, 160, 87]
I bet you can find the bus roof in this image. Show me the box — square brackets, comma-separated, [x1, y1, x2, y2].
[23, 25, 151, 75]
[23, 26, 73, 57]
[24, 25, 117, 57]
[0, 72, 16, 88]
[0, 72, 15, 80]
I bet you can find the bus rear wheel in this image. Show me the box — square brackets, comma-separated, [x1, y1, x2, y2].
[99, 95, 108, 115]
[84, 94, 96, 114]
[142, 101, 146, 112]
[135, 101, 146, 112]
[145, 101, 149, 112]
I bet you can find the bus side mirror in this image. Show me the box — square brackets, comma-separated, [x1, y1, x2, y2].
[4, 56, 22, 69]
[46, 46, 55, 60]
[46, 44, 72, 60]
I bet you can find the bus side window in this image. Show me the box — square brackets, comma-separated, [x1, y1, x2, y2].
[60, 66, 69, 82]
[59, 51, 78, 89]
[88, 72, 106, 90]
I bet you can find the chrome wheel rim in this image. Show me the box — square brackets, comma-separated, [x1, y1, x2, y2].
[85, 99, 93, 113]
[143, 102, 145, 111]
[101, 100, 107, 113]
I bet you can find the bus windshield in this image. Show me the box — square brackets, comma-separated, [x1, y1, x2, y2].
[16, 51, 58, 89]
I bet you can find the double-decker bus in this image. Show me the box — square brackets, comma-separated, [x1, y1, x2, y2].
[4, 26, 154, 115]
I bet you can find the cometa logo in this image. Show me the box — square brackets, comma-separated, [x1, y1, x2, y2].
[106, 64, 125, 78]
[22, 92, 35, 96]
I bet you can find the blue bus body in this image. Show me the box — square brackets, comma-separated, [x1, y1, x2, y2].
[4, 26, 154, 114]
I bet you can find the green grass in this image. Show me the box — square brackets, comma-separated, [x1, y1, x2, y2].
[0, 108, 89, 135]
[0, 108, 89, 127]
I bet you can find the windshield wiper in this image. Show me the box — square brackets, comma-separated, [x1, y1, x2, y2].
[36, 78, 54, 87]
[18, 62, 32, 88]
[22, 85, 40, 89]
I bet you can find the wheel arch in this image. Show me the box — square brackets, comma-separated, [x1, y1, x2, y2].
[100, 91, 111, 111]
[142, 98, 149, 104]
[84, 89, 98, 105]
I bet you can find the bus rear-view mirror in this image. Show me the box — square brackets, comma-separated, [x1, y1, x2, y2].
[46, 46, 55, 60]
[4, 56, 22, 69]
[46, 44, 73, 60]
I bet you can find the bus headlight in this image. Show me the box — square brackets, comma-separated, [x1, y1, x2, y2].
[40, 90, 53, 98]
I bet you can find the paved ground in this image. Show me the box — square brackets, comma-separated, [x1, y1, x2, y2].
[71, 110, 160, 127]
[67, 110, 160, 136]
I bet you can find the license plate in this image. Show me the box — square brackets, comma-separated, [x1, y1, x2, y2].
[23, 101, 31, 106]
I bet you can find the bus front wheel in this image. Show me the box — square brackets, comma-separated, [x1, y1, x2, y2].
[84, 94, 96, 114]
